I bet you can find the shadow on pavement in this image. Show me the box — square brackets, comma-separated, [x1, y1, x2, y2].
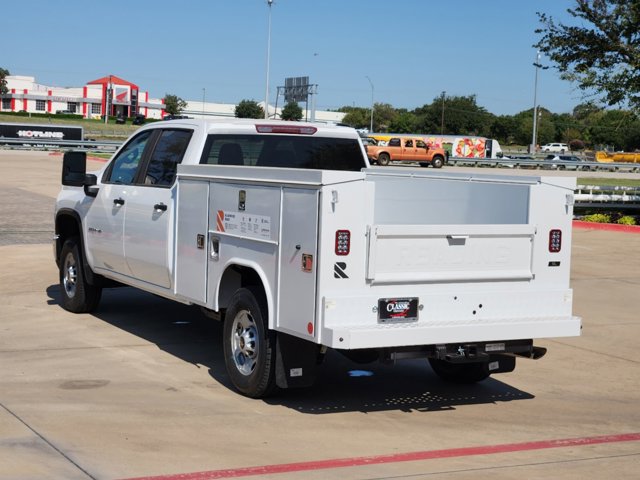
[46, 284, 535, 414]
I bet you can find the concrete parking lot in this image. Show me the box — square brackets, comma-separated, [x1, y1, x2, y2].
[0, 150, 638, 480]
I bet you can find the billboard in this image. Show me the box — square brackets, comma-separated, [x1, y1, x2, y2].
[0, 123, 84, 143]
[284, 76, 310, 103]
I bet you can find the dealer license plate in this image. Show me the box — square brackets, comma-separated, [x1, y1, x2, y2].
[378, 297, 419, 323]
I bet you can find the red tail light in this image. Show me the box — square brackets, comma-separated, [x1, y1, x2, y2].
[335, 230, 350, 255]
[549, 229, 562, 252]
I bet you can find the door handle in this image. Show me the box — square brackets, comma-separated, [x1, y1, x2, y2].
[154, 203, 167, 212]
[113, 197, 125, 206]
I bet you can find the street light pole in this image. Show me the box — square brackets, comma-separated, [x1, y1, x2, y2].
[264, 0, 273, 119]
[530, 51, 547, 154]
[365, 76, 374, 133]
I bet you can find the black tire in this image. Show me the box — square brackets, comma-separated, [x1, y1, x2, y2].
[59, 237, 102, 313]
[428, 359, 490, 384]
[431, 155, 445, 168]
[223, 287, 276, 398]
[377, 152, 390, 166]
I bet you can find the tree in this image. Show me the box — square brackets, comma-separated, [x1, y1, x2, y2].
[235, 99, 264, 119]
[512, 108, 555, 146]
[280, 101, 303, 121]
[536, 1, 640, 111]
[163, 94, 187, 115]
[489, 115, 518, 145]
[587, 109, 636, 149]
[339, 107, 370, 129]
[388, 110, 419, 133]
[413, 94, 493, 136]
[0, 68, 10, 95]
[372, 103, 398, 132]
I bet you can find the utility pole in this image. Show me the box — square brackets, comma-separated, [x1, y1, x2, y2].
[440, 91, 446, 135]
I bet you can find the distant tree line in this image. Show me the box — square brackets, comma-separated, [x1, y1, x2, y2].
[339, 94, 640, 151]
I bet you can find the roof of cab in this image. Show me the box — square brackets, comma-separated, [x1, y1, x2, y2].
[144, 118, 360, 139]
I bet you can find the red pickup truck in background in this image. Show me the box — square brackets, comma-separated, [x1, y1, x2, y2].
[366, 136, 447, 168]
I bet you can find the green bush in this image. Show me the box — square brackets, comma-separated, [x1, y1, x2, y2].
[617, 216, 636, 226]
[582, 213, 611, 223]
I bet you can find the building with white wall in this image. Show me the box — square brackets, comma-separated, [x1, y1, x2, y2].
[1, 75, 164, 119]
[1, 74, 346, 124]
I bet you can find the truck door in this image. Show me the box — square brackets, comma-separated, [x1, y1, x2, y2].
[85, 130, 153, 276]
[123, 129, 193, 288]
[403, 138, 417, 161]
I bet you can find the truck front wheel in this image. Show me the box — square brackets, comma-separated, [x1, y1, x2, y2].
[377, 152, 390, 166]
[431, 155, 445, 168]
[59, 237, 102, 313]
[428, 359, 490, 383]
[223, 287, 277, 398]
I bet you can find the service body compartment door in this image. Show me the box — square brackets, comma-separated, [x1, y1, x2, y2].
[367, 224, 535, 284]
[175, 180, 209, 303]
[208, 183, 281, 314]
[277, 188, 319, 338]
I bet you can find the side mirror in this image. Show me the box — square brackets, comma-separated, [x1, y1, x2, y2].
[62, 151, 99, 197]
[62, 151, 88, 186]
[84, 174, 99, 198]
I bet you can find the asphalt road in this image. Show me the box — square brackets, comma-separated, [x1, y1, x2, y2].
[0, 150, 638, 480]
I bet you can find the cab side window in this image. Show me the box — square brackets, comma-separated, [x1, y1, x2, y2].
[105, 131, 153, 184]
[143, 130, 193, 186]
[388, 138, 401, 147]
[404, 139, 413, 147]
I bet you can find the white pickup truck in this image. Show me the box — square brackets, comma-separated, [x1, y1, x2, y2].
[54, 119, 581, 398]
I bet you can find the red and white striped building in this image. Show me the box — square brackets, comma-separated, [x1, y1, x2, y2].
[1, 75, 164, 119]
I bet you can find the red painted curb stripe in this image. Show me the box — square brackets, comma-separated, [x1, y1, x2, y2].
[573, 220, 640, 233]
[121, 432, 640, 480]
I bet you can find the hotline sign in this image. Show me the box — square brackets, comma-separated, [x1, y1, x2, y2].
[377, 297, 419, 323]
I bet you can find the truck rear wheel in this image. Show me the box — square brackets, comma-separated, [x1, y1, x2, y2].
[223, 287, 277, 398]
[59, 237, 102, 313]
[428, 359, 490, 383]
[377, 152, 390, 166]
[431, 155, 445, 168]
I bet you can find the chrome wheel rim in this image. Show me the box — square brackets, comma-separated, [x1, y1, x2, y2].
[230, 309, 259, 376]
[63, 252, 77, 299]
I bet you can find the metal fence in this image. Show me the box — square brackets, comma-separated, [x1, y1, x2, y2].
[446, 156, 640, 173]
[0, 138, 120, 153]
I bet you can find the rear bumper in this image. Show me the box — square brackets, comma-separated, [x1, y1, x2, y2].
[321, 315, 581, 349]
[318, 287, 580, 349]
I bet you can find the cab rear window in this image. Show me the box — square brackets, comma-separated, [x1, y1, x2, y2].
[199, 134, 365, 171]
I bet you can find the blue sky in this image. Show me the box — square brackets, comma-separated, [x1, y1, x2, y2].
[3, 0, 582, 115]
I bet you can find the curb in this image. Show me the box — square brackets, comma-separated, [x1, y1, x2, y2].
[573, 220, 640, 233]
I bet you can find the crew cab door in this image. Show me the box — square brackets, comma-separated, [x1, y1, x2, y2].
[85, 130, 154, 276]
[123, 129, 193, 288]
[402, 138, 417, 161]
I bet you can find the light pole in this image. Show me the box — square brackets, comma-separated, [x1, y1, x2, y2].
[531, 51, 548, 154]
[365, 76, 374, 133]
[264, 0, 273, 119]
